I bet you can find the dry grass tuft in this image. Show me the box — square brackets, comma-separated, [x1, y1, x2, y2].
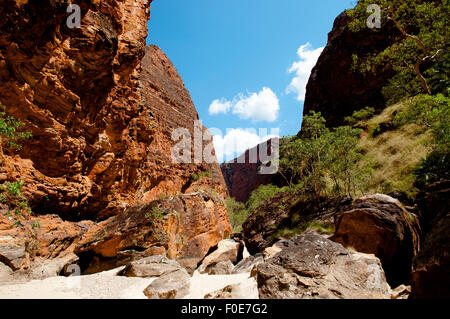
[357, 101, 431, 196]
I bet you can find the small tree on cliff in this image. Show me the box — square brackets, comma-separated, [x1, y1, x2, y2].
[280, 112, 329, 199]
[348, 0, 449, 98]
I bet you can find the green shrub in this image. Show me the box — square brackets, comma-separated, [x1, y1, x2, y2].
[0, 102, 32, 150]
[281, 112, 372, 198]
[145, 206, 165, 220]
[414, 150, 450, 187]
[0, 180, 31, 226]
[394, 94, 450, 186]
[345, 106, 376, 126]
[247, 184, 289, 213]
[273, 220, 335, 239]
[0, 102, 33, 226]
[225, 198, 249, 233]
[191, 170, 211, 182]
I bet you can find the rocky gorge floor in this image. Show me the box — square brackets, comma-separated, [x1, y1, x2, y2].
[0, 238, 259, 299]
[0, 228, 409, 300]
[1, 183, 447, 299]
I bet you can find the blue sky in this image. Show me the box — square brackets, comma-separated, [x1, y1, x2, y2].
[147, 0, 354, 162]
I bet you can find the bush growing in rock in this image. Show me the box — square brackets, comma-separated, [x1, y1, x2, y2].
[0, 102, 32, 151]
[226, 184, 289, 233]
[0, 102, 33, 226]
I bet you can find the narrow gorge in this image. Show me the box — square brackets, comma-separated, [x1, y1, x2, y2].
[0, 0, 448, 301]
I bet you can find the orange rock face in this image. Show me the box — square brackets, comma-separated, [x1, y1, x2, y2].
[75, 190, 231, 273]
[0, 0, 227, 219]
[0, 204, 94, 276]
[0, 0, 231, 276]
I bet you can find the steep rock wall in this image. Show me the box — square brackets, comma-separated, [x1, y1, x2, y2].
[302, 11, 399, 128]
[0, 0, 231, 278]
[0, 0, 227, 219]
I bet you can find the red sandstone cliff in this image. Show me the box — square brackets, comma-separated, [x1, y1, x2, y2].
[0, 0, 230, 279]
[220, 138, 280, 202]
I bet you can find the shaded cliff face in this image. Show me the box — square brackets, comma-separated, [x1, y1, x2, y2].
[411, 180, 450, 298]
[0, 0, 227, 220]
[302, 11, 399, 128]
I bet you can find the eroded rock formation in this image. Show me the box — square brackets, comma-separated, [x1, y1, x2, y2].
[0, 0, 227, 219]
[0, 0, 153, 219]
[75, 191, 231, 274]
[0, 204, 94, 283]
[220, 138, 279, 202]
[0, 0, 231, 280]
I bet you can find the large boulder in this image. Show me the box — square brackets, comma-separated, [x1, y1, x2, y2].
[332, 194, 419, 286]
[233, 254, 265, 274]
[122, 255, 183, 278]
[201, 260, 234, 275]
[0, 261, 13, 285]
[0, 236, 25, 271]
[411, 180, 450, 298]
[143, 268, 191, 299]
[242, 193, 352, 255]
[197, 239, 240, 274]
[252, 233, 391, 299]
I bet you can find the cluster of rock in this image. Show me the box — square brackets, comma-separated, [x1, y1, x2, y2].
[0, 190, 231, 284]
[110, 238, 258, 299]
[113, 232, 398, 299]
[2, 183, 446, 299]
[239, 185, 449, 299]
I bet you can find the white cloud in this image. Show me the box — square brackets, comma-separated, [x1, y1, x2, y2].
[286, 43, 324, 101]
[232, 87, 279, 122]
[213, 128, 278, 163]
[209, 98, 232, 115]
[208, 87, 280, 122]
